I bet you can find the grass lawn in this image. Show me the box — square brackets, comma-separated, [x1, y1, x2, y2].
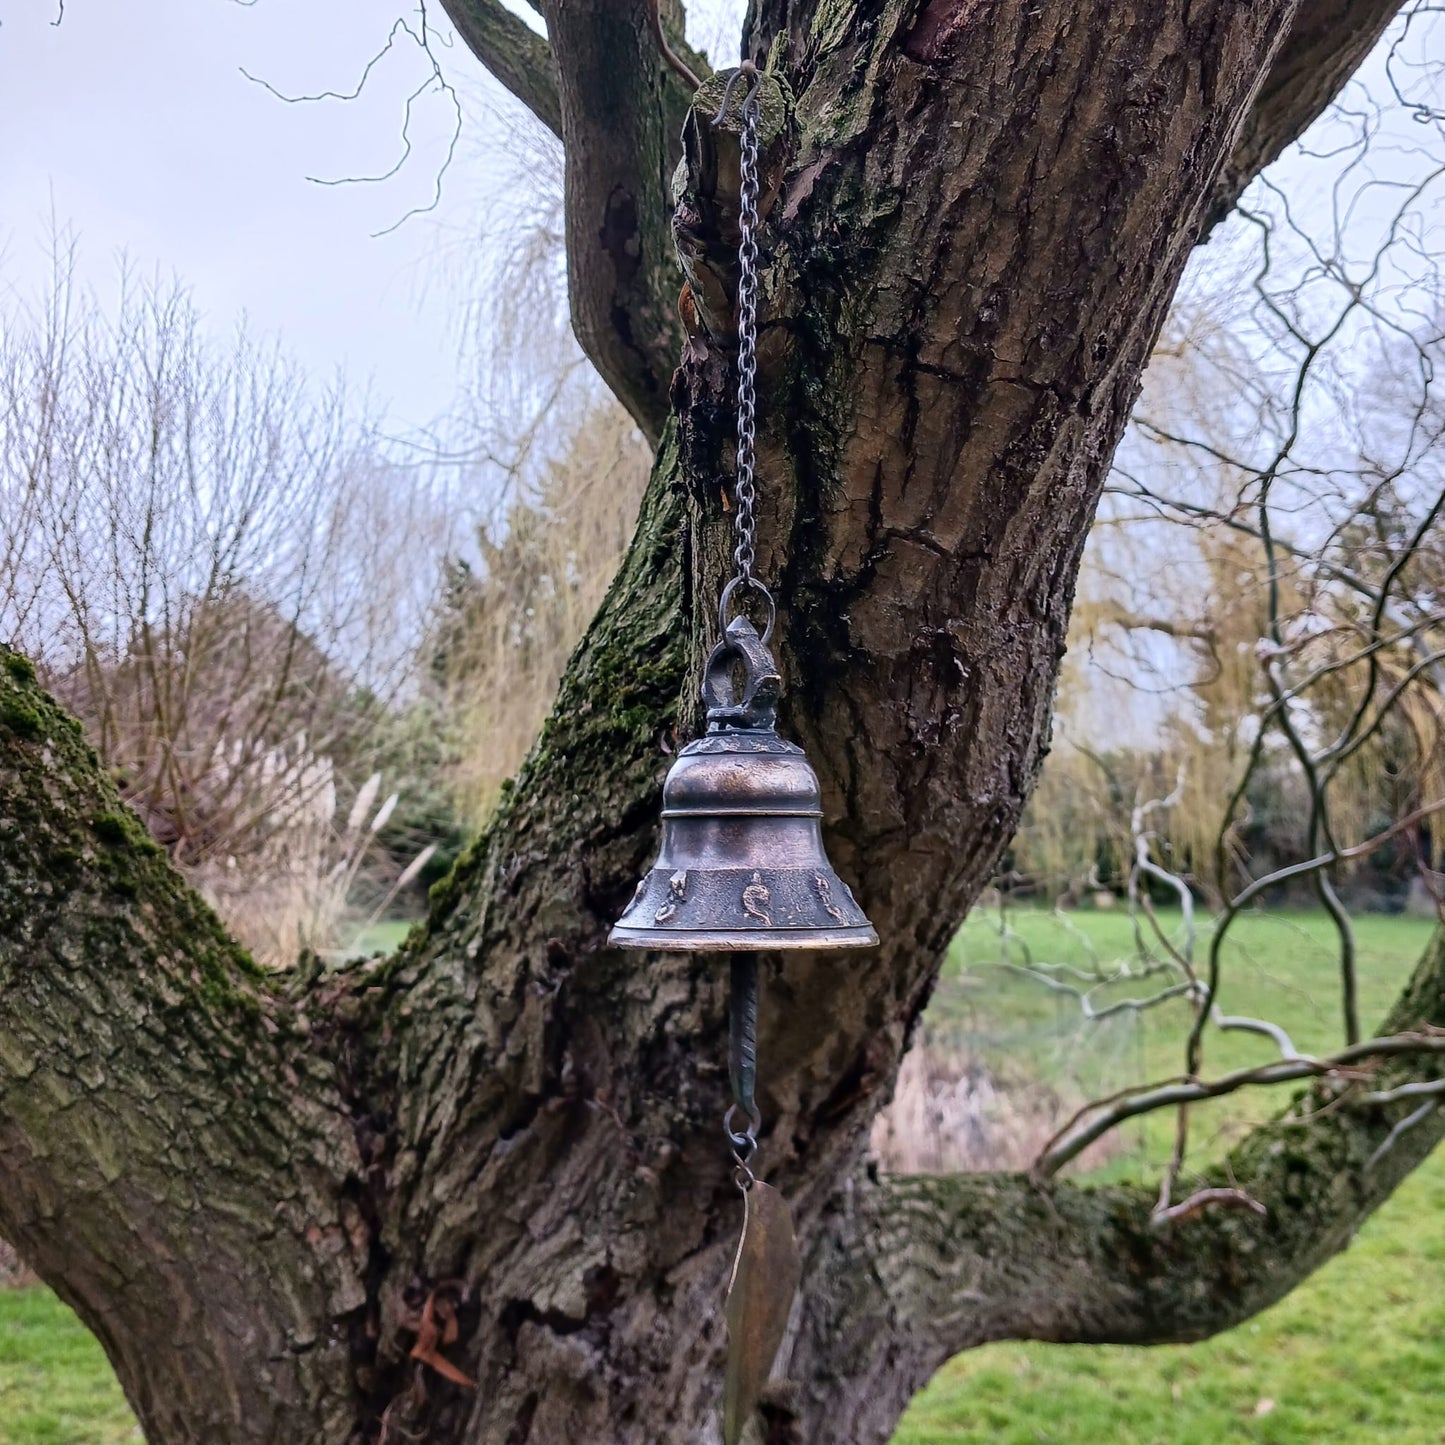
[348, 918, 413, 957]
[1, 908, 1439, 1443]
[897, 1148, 1445, 1444]
[927, 907, 1436, 1174]
[898, 905, 1444, 1443]
[0, 1290, 134, 1443]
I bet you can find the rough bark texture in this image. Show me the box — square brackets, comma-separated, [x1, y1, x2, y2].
[0, 2, 1429, 1444]
[0, 657, 366, 1442]
[437, 0, 562, 139]
[540, 0, 707, 443]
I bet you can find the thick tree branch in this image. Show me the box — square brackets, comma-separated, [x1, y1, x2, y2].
[443, 0, 710, 441]
[536, 0, 707, 443]
[437, 0, 562, 138]
[446, 0, 1409, 442]
[1208, 0, 1406, 226]
[0, 652, 366, 1443]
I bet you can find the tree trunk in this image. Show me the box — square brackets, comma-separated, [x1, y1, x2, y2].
[2, 2, 1434, 1444]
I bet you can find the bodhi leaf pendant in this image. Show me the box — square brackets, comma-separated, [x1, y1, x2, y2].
[724, 1180, 802, 1445]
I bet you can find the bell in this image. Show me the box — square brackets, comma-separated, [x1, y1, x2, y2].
[610, 614, 878, 951]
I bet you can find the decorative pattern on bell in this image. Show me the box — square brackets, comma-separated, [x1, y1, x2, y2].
[610, 614, 878, 951]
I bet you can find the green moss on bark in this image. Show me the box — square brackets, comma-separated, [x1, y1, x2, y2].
[0, 697, 42, 740]
[3, 654, 36, 684]
[1, 643, 268, 1011]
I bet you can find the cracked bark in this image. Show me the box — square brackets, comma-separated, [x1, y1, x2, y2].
[0, 2, 1428, 1443]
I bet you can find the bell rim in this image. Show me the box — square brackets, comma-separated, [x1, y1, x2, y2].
[607, 923, 880, 951]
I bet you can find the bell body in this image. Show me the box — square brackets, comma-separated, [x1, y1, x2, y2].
[609, 617, 878, 951]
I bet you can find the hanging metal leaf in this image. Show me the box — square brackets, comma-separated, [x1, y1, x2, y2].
[723, 1181, 801, 1445]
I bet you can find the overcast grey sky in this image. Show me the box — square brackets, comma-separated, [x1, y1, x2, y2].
[1, 2, 1437, 447]
[0, 0, 535, 431]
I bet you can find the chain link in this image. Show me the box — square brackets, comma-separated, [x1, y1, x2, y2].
[710, 68, 774, 644]
[733, 74, 762, 589]
[715, 77, 769, 1195]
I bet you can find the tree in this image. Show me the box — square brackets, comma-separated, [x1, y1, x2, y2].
[2, 3, 1441, 1443]
[429, 397, 652, 826]
[1, 254, 457, 965]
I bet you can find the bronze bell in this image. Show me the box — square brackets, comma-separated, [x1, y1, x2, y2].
[610, 614, 878, 951]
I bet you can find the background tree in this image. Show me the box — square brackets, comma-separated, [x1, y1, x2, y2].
[4, 4, 1445, 1445]
[0, 250, 456, 962]
[430, 398, 652, 826]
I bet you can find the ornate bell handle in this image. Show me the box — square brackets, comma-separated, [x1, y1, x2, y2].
[703, 615, 782, 730]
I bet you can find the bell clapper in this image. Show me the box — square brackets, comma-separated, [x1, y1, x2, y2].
[726, 951, 761, 1190]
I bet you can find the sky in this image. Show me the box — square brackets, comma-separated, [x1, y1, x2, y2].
[0, 0, 751, 440]
[0, 0, 536, 433]
[0, 2, 1438, 641]
[0, 2, 1443, 759]
[2, 1, 1434, 437]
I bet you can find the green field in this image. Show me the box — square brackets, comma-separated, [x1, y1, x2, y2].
[895, 906, 1445, 1443]
[349, 918, 412, 957]
[1, 908, 1439, 1443]
[0, 1290, 134, 1443]
[899, 1156, 1445, 1444]
[924, 906, 1436, 1173]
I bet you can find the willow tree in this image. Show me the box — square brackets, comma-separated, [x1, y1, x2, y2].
[3, 2, 1441, 1443]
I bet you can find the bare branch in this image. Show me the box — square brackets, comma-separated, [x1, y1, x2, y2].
[535, 0, 706, 442]
[646, 0, 703, 92]
[1214, 1013, 1302, 1060]
[1034, 1027, 1445, 1179]
[1152, 1186, 1268, 1227]
[241, 12, 466, 235]
[1366, 1097, 1439, 1170]
[1228, 798, 1445, 913]
[437, 0, 562, 138]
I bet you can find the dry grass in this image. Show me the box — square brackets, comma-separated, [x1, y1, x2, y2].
[193, 757, 433, 969]
[871, 1031, 1121, 1176]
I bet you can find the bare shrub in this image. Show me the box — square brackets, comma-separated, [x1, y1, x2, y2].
[870, 1034, 1121, 1175]
[0, 244, 455, 958]
[871, 974, 1135, 1177]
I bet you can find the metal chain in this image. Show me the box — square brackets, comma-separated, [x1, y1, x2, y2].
[712, 71, 768, 1197]
[733, 74, 762, 588]
[713, 67, 774, 643]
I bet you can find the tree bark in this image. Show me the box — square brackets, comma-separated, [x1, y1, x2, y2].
[437, 0, 562, 139]
[445, 0, 1409, 448]
[539, 0, 707, 444]
[0, 657, 366, 1442]
[0, 3, 1430, 1444]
